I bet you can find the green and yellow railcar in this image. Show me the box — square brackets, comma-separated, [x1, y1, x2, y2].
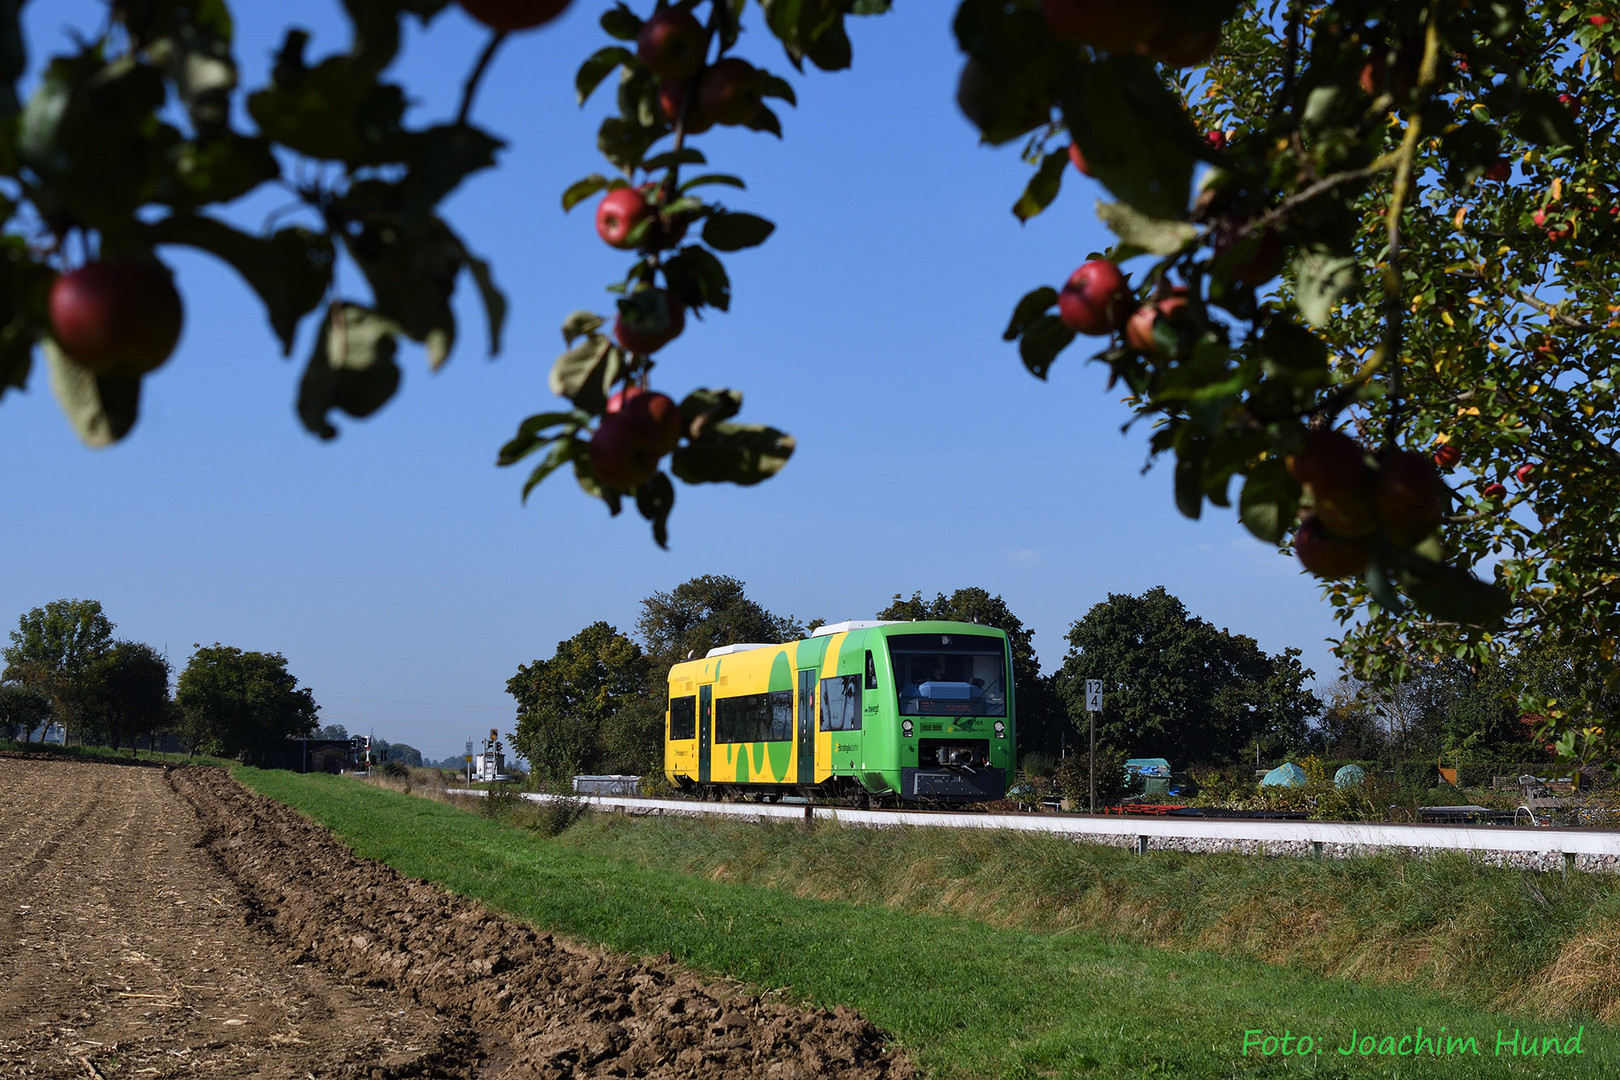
[664, 620, 1014, 804]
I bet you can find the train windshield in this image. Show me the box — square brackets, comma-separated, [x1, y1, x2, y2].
[887, 633, 1008, 718]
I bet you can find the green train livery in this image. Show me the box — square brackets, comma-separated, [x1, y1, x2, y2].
[664, 620, 1015, 805]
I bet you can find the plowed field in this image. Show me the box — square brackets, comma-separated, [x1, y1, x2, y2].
[0, 757, 912, 1079]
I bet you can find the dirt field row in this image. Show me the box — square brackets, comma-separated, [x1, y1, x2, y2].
[0, 756, 913, 1078]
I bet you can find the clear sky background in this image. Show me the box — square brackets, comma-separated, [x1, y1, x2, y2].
[0, 1, 1351, 763]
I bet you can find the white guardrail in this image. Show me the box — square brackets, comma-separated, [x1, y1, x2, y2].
[444, 789, 1620, 871]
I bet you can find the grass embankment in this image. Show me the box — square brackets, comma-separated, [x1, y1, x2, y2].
[237, 769, 1614, 1079]
[546, 808, 1620, 1024]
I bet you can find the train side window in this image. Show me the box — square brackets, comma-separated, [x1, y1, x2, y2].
[669, 695, 697, 741]
[864, 651, 878, 690]
[768, 690, 793, 741]
[819, 674, 861, 731]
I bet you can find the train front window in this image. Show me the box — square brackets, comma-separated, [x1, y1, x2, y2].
[888, 634, 1008, 718]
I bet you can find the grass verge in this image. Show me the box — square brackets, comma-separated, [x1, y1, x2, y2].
[236, 769, 1613, 1079]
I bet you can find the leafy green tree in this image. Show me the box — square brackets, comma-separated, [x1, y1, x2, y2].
[508, 621, 651, 788]
[1055, 587, 1321, 766]
[174, 644, 320, 763]
[381, 741, 423, 766]
[635, 574, 805, 670]
[0, 683, 51, 742]
[2, 599, 116, 742]
[316, 722, 350, 740]
[80, 640, 171, 753]
[877, 587, 1066, 759]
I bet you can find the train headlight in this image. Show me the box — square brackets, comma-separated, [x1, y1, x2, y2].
[993, 720, 1006, 738]
[901, 719, 914, 738]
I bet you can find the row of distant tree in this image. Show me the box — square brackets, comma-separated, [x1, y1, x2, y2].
[503, 576, 1333, 787]
[0, 599, 319, 763]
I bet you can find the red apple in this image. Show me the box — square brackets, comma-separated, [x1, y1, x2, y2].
[1067, 143, 1092, 177]
[1433, 443, 1461, 469]
[637, 6, 707, 80]
[1375, 450, 1449, 546]
[1294, 515, 1372, 579]
[1124, 290, 1190, 357]
[589, 409, 664, 490]
[1533, 208, 1549, 228]
[1593, 15, 1613, 26]
[49, 259, 183, 377]
[635, 182, 689, 251]
[1484, 158, 1511, 182]
[595, 186, 652, 249]
[1040, 0, 1165, 54]
[1559, 92, 1580, 115]
[1057, 260, 1135, 336]
[1482, 481, 1507, 499]
[1515, 462, 1535, 484]
[622, 390, 685, 453]
[1205, 129, 1228, 150]
[658, 78, 713, 133]
[614, 289, 685, 354]
[1288, 429, 1377, 538]
[457, 0, 571, 31]
[698, 57, 764, 126]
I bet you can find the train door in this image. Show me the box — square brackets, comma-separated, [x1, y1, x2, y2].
[796, 668, 816, 785]
[697, 683, 712, 783]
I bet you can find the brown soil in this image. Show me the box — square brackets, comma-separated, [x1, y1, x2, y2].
[0, 756, 914, 1079]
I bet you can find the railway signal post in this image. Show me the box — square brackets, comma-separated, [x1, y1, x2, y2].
[1085, 680, 1102, 814]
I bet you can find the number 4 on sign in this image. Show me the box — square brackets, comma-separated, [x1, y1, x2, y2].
[1085, 680, 1103, 712]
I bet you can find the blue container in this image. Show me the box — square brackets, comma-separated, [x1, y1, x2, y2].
[1260, 762, 1308, 788]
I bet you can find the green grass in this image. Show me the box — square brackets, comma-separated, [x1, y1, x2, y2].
[542, 807, 1620, 1020]
[234, 769, 1615, 1079]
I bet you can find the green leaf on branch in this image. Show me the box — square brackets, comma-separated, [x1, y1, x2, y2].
[672, 422, 794, 485]
[247, 33, 409, 166]
[679, 387, 744, 438]
[662, 246, 732, 312]
[745, 104, 783, 137]
[1293, 245, 1359, 327]
[0, 0, 27, 120]
[1017, 313, 1074, 380]
[339, 204, 460, 367]
[297, 303, 403, 440]
[451, 236, 506, 357]
[147, 214, 332, 355]
[641, 148, 707, 171]
[1513, 88, 1582, 148]
[157, 134, 279, 210]
[523, 437, 585, 500]
[1238, 458, 1303, 545]
[597, 115, 658, 171]
[577, 46, 632, 105]
[702, 211, 775, 251]
[1365, 558, 1406, 616]
[497, 410, 586, 467]
[1097, 200, 1198, 255]
[1173, 437, 1206, 520]
[635, 471, 676, 548]
[1058, 57, 1200, 222]
[561, 311, 606, 344]
[1012, 150, 1068, 223]
[143, 3, 238, 136]
[397, 124, 504, 223]
[600, 4, 642, 40]
[1003, 286, 1058, 342]
[562, 175, 611, 212]
[1391, 550, 1512, 626]
[761, 71, 796, 105]
[548, 334, 621, 414]
[679, 173, 746, 193]
[44, 340, 140, 448]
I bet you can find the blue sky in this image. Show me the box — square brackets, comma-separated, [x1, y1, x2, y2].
[0, 1, 1349, 763]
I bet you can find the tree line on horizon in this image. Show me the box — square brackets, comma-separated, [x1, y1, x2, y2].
[0, 599, 318, 764]
[504, 574, 1583, 790]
